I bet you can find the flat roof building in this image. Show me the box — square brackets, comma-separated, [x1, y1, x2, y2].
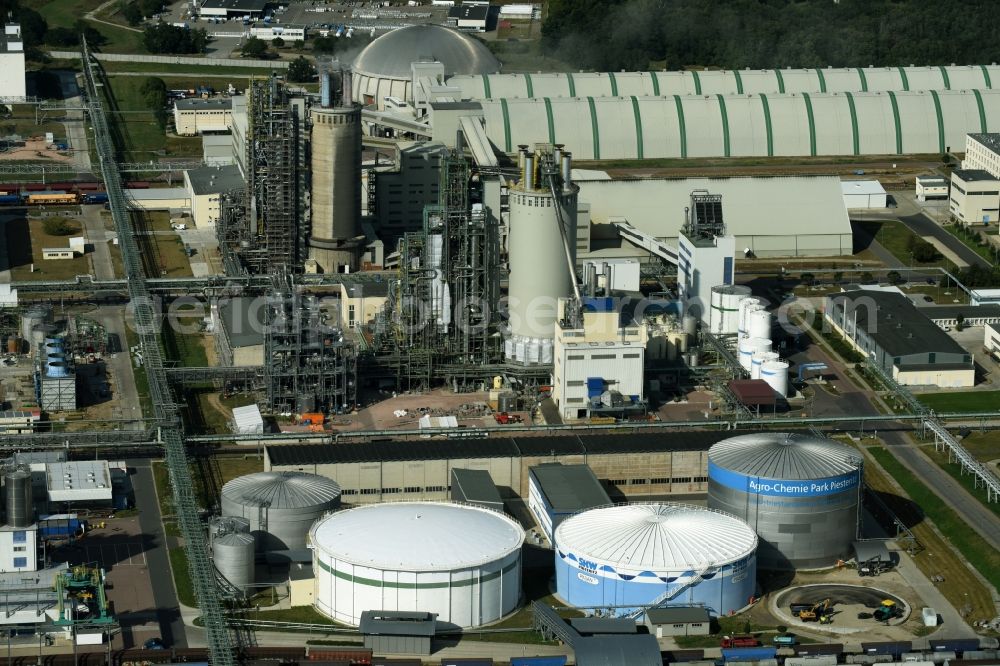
[184, 164, 245, 228]
[359, 610, 436, 656]
[45, 461, 112, 503]
[918, 304, 1000, 328]
[447, 4, 489, 31]
[825, 290, 974, 387]
[841, 180, 887, 209]
[528, 463, 610, 542]
[963, 133, 1000, 179]
[196, 0, 267, 17]
[0, 24, 25, 99]
[173, 98, 235, 136]
[916, 175, 949, 201]
[214, 296, 266, 367]
[949, 168, 1000, 225]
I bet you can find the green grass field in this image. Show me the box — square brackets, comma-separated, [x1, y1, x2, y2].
[856, 219, 956, 269]
[917, 390, 1000, 413]
[944, 224, 1000, 264]
[168, 547, 197, 607]
[5, 215, 92, 281]
[868, 447, 1000, 593]
[103, 61, 284, 77]
[920, 445, 1000, 518]
[35, 0, 105, 28]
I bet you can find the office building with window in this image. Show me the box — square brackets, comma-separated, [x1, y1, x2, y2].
[949, 168, 1000, 224]
[0, 526, 38, 573]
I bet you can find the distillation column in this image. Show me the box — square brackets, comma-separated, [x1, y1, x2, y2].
[505, 147, 579, 364]
[308, 67, 363, 273]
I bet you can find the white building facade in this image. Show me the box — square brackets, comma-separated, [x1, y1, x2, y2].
[0, 24, 26, 99]
[949, 169, 1000, 224]
[962, 133, 1000, 178]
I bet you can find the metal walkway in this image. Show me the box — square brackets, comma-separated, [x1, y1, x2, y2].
[80, 38, 237, 665]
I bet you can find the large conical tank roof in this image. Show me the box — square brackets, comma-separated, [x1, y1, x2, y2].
[555, 503, 757, 571]
[352, 24, 500, 79]
[221, 471, 341, 509]
[708, 432, 862, 480]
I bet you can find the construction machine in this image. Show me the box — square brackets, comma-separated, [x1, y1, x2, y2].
[798, 598, 833, 622]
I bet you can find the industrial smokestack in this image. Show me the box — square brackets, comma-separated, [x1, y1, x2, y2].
[320, 68, 331, 107]
[523, 152, 535, 190]
[341, 68, 353, 106]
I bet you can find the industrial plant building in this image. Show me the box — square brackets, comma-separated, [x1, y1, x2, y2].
[173, 98, 235, 136]
[528, 463, 611, 543]
[825, 290, 976, 387]
[264, 432, 724, 503]
[0, 24, 25, 99]
[949, 169, 1000, 224]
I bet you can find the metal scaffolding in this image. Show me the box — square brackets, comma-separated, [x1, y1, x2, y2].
[370, 151, 502, 389]
[264, 275, 357, 414]
[218, 77, 306, 275]
[80, 38, 238, 666]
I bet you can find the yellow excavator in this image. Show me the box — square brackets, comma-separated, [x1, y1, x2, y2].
[798, 598, 833, 622]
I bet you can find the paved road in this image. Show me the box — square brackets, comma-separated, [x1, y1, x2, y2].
[891, 550, 977, 639]
[882, 429, 1000, 551]
[899, 212, 992, 269]
[129, 458, 188, 648]
[61, 93, 92, 173]
[80, 207, 114, 280]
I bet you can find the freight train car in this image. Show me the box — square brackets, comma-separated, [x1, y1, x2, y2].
[25, 192, 79, 205]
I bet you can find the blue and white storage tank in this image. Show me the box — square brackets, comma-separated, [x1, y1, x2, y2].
[554, 503, 757, 617]
[707, 432, 864, 570]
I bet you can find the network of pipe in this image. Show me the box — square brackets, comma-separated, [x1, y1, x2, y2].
[516, 144, 574, 193]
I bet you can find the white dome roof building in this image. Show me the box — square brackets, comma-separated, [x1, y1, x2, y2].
[351, 24, 500, 108]
[554, 503, 757, 617]
[311, 502, 523, 627]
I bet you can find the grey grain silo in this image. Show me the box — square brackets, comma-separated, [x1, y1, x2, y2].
[5, 469, 33, 527]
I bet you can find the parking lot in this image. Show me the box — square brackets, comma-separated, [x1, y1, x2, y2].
[948, 324, 1000, 388]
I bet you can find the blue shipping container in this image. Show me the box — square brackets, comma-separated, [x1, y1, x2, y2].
[723, 647, 778, 662]
[930, 639, 981, 652]
[0, 194, 20, 204]
[83, 193, 108, 204]
[510, 658, 567, 666]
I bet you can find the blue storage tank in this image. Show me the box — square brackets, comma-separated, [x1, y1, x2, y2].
[510, 658, 567, 666]
[554, 503, 757, 617]
[707, 433, 863, 569]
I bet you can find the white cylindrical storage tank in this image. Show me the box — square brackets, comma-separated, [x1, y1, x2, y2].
[221, 472, 342, 551]
[738, 296, 767, 341]
[707, 433, 864, 569]
[213, 531, 255, 592]
[682, 314, 697, 337]
[554, 503, 757, 617]
[760, 360, 790, 397]
[311, 502, 524, 627]
[507, 155, 578, 347]
[750, 351, 780, 380]
[738, 337, 771, 372]
[747, 307, 772, 342]
[709, 285, 751, 336]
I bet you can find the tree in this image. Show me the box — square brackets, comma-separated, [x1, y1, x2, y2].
[240, 36, 267, 58]
[833, 271, 844, 285]
[45, 26, 79, 46]
[801, 272, 815, 286]
[292, 39, 303, 49]
[121, 2, 143, 26]
[15, 7, 47, 47]
[139, 0, 162, 17]
[311, 34, 341, 54]
[271, 36, 284, 48]
[861, 271, 874, 283]
[286, 55, 316, 83]
[43, 217, 81, 236]
[140, 77, 167, 128]
[956, 314, 965, 331]
[886, 270, 904, 285]
[143, 23, 207, 54]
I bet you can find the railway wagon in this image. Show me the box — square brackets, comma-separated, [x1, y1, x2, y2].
[25, 192, 79, 205]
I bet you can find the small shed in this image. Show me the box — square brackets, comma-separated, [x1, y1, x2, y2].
[841, 180, 887, 209]
[359, 610, 437, 656]
[574, 634, 662, 666]
[450, 468, 504, 513]
[728, 379, 777, 407]
[644, 607, 711, 637]
[232, 404, 264, 435]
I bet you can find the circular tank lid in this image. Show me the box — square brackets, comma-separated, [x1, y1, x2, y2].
[352, 24, 501, 80]
[214, 531, 254, 547]
[712, 284, 752, 295]
[311, 502, 524, 571]
[554, 503, 757, 571]
[709, 432, 863, 480]
[221, 472, 341, 510]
